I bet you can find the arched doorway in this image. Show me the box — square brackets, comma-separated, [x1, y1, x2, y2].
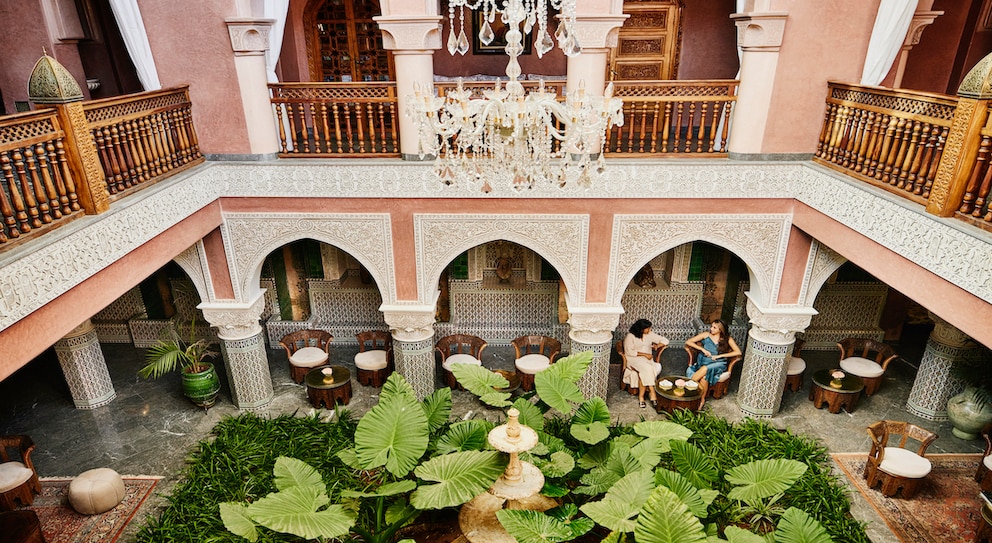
[304, 0, 394, 82]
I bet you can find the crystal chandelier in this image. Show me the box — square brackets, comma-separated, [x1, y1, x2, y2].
[406, 0, 624, 191]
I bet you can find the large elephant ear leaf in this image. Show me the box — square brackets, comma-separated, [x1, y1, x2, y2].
[355, 389, 429, 477]
[580, 470, 654, 533]
[670, 440, 718, 489]
[512, 397, 546, 432]
[633, 421, 693, 452]
[724, 526, 772, 543]
[435, 419, 491, 454]
[726, 459, 808, 504]
[246, 487, 356, 540]
[422, 387, 452, 432]
[220, 502, 258, 542]
[535, 352, 592, 415]
[381, 372, 418, 400]
[411, 450, 507, 509]
[450, 364, 511, 407]
[773, 507, 833, 543]
[633, 485, 708, 543]
[570, 398, 611, 445]
[653, 469, 709, 518]
[496, 509, 573, 543]
[272, 456, 325, 493]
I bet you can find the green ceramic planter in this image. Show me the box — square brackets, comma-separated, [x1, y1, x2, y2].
[182, 362, 220, 410]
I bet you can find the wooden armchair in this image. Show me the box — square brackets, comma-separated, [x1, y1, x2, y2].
[436, 334, 487, 389]
[684, 344, 741, 399]
[511, 335, 561, 391]
[0, 435, 41, 511]
[785, 337, 807, 393]
[865, 420, 937, 498]
[978, 432, 992, 492]
[354, 331, 393, 387]
[838, 338, 898, 395]
[616, 341, 664, 395]
[280, 330, 333, 384]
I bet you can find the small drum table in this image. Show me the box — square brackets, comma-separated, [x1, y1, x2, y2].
[655, 376, 703, 414]
[305, 366, 352, 408]
[809, 369, 864, 414]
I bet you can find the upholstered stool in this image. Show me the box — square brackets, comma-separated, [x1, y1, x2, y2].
[289, 347, 329, 384]
[865, 446, 933, 498]
[785, 356, 806, 392]
[69, 468, 125, 515]
[839, 356, 885, 396]
[355, 349, 390, 387]
[515, 354, 551, 392]
[0, 459, 40, 511]
[442, 354, 482, 389]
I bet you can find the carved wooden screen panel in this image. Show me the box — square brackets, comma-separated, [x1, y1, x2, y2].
[609, 0, 683, 81]
[307, 0, 394, 82]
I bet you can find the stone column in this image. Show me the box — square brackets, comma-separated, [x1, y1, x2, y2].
[199, 293, 272, 410]
[906, 313, 980, 420]
[54, 319, 116, 409]
[225, 18, 280, 156]
[567, 308, 622, 399]
[736, 297, 814, 418]
[727, 11, 788, 156]
[566, 15, 627, 97]
[374, 16, 443, 159]
[383, 306, 437, 399]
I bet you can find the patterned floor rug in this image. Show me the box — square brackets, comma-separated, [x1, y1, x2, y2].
[18, 476, 161, 543]
[833, 453, 984, 543]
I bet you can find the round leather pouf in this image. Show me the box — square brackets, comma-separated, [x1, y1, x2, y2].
[68, 468, 125, 515]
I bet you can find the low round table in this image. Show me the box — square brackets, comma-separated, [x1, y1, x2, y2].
[809, 369, 864, 414]
[305, 365, 352, 408]
[655, 376, 703, 414]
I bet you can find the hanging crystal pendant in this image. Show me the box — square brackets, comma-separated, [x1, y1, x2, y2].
[457, 29, 470, 55]
[480, 19, 495, 45]
[536, 29, 554, 57]
[447, 27, 459, 55]
[562, 35, 581, 57]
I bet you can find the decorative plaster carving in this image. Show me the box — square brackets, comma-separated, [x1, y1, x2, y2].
[220, 213, 395, 304]
[383, 306, 437, 342]
[567, 309, 622, 344]
[414, 214, 588, 305]
[173, 242, 215, 303]
[801, 240, 846, 306]
[745, 297, 814, 345]
[64, 102, 110, 213]
[609, 214, 791, 307]
[731, 12, 788, 52]
[199, 293, 267, 340]
[928, 311, 979, 348]
[226, 18, 274, 55]
[375, 17, 443, 51]
[904, 12, 943, 47]
[571, 16, 629, 49]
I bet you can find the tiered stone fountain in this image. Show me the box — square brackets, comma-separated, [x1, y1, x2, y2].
[459, 408, 558, 543]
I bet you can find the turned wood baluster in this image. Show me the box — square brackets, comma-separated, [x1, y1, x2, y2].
[901, 121, 926, 190]
[661, 102, 672, 152]
[120, 121, 140, 185]
[649, 101, 661, 153]
[624, 101, 637, 152]
[864, 113, 887, 176]
[873, 116, 897, 180]
[342, 102, 357, 153]
[690, 102, 702, 153]
[23, 147, 53, 223]
[114, 124, 136, 188]
[356, 103, 369, 154]
[172, 109, 191, 164]
[275, 103, 288, 153]
[165, 109, 182, 168]
[33, 143, 63, 218]
[296, 103, 311, 153]
[124, 119, 144, 179]
[140, 117, 160, 177]
[674, 102, 685, 152]
[185, 106, 200, 157]
[912, 125, 939, 194]
[317, 102, 330, 153]
[854, 111, 875, 172]
[824, 105, 844, 163]
[106, 126, 125, 191]
[149, 113, 168, 175]
[638, 100, 651, 153]
[706, 101, 719, 153]
[816, 103, 834, 158]
[387, 101, 398, 153]
[0, 153, 23, 238]
[54, 139, 80, 211]
[130, 119, 150, 180]
[970, 157, 992, 219]
[11, 150, 41, 229]
[285, 104, 300, 153]
[959, 135, 991, 214]
[921, 126, 948, 199]
[836, 106, 854, 166]
[91, 127, 111, 188]
[719, 101, 732, 151]
[330, 102, 343, 154]
[891, 118, 916, 188]
[375, 102, 386, 153]
[842, 108, 864, 168]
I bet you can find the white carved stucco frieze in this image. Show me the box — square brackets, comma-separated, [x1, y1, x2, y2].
[745, 297, 815, 345]
[220, 213, 395, 304]
[609, 214, 791, 307]
[414, 214, 588, 305]
[801, 240, 846, 307]
[199, 292, 267, 340]
[173, 242, 215, 303]
[382, 306, 436, 342]
[568, 310, 622, 344]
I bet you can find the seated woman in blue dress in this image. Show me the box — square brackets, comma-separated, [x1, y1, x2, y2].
[685, 319, 741, 407]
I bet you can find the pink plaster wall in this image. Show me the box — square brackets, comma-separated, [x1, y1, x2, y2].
[677, 0, 740, 80]
[760, 0, 879, 154]
[138, 0, 251, 154]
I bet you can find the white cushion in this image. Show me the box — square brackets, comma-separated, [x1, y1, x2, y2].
[442, 354, 481, 371]
[878, 447, 932, 479]
[515, 354, 551, 374]
[840, 356, 884, 378]
[290, 346, 329, 368]
[787, 356, 806, 375]
[623, 363, 662, 387]
[984, 455, 992, 470]
[354, 349, 388, 370]
[717, 371, 731, 383]
[0, 461, 32, 492]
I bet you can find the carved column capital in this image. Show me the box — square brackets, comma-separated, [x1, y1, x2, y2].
[904, 11, 943, 48]
[226, 18, 274, 56]
[567, 307, 623, 345]
[571, 15, 629, 49]
[374, 16, 443, 51]
[199, 291, 266, 340]
[731, 12, 789, 52]
[382, 304, 437, 342]
[927, 311, 977, 349]
[745, 295, 815, 345]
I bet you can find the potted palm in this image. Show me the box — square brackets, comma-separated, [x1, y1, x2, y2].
[138, 320, 221, 410]
[947, 349, 992, 440]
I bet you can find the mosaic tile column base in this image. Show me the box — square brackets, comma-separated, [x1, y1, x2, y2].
[736, 335, 791, 419]
[570, 339, 611, 400]
[219, 331, 273, 410]
[394, 337, 436, 399]
[54, 320, 116, 409]
[906, 315, 980, 421]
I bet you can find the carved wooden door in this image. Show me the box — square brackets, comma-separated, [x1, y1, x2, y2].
[307, 0, 394, 82]
[609, 0, 683, 81]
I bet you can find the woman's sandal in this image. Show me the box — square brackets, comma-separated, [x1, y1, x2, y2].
[639, 401, 646, 409]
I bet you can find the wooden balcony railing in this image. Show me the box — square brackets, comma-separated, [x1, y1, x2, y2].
[956, 104, 992, 227]
[270, 82, 400, 157]
[83, 86, 202, 200]
[608, 80, 737, 156]
[0, 109, 83, 244]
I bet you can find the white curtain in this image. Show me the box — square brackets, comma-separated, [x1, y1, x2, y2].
[264, 0, 291, 83]
[107, 0, 161, 90]
[860, 0, 919, 86]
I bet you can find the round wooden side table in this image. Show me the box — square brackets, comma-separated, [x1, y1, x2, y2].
[655, 376, 703, 414]
[809, 369, 864, 414]
[305, 366, 352, 408]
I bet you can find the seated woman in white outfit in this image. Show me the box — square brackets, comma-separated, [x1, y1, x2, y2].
[623, 318, 670, 408]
